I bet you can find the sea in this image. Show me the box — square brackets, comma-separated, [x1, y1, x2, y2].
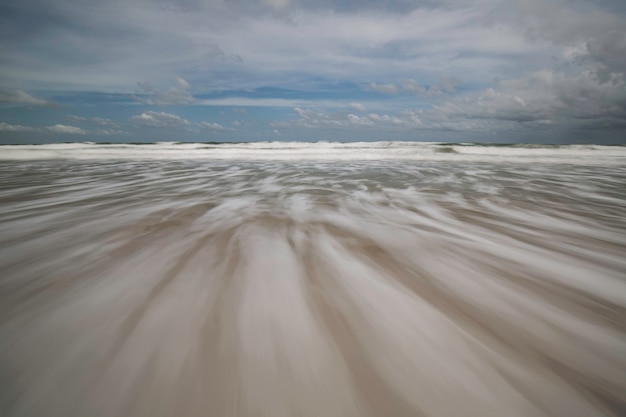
[1, 141, 625, 417]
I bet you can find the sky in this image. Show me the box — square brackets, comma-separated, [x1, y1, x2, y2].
[0, 0, 625, 143]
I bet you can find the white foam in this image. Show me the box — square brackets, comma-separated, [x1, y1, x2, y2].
[0, 141, 625, 165]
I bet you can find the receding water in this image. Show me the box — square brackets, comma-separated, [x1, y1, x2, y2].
[1, 143, 625, 417]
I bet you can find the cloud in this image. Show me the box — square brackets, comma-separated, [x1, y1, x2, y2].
[0, 90, 52, 106]
[369, 76, 462, 96]
[287, 107, 407, 129]
[130, 111, 234, 132]
[131, 111, 191, 127]
[514, 0, 624, 45]
[135, 78, 195, 106]
[367, 113, 403, 124]
[0, 2, 537, 91]
[399, 80, 428, 95]
[195, 97, 366, 107]
[46, 124, 87, 134]
[1, 0, 625, 142]
[369, 83, 400, 94]
[430, 69, 626, 128]
[198, 122, 231, 130]
[506, 0, 626, 81]
[436, 75, 462, 93]
[586, 31, 626, 81]
[292, 107, 342, 128]
[349, 102, 367, 112]
[0, 122, 126, 136]
[0, 122, 38, 132]
[66, 115, 119, 127]
[175, 77, 190, 90]
[95, 129, 127, 135]
[346, 114, 374, 126]
[263, 0, 290, 11]
[284, 63, 626, 133]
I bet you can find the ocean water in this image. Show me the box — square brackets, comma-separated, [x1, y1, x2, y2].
[0, 142, 625, 417]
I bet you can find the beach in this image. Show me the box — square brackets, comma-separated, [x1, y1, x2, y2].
[1, 142, 625, 417]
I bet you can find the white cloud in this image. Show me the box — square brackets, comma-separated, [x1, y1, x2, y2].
[370, 76, 462, 96]
[349, 102, 367, 112]
[367, 113, 403, 124]
[0, 2, 543, 91]
[287, 107, 410, 129]
[369, 83, 400, 94]
[46, 124, 87, 134]
[206, 6, 544, 89]
[136, 79, 195, 106]
[131, 111, 191, 127]
[130, 111, 234, 131]
[198, 122, 231, 130]
[95, 129, 128, 135]
[283, 63, 626, 133]
[92, 117, 118, 127]
[0, 122, 127, 136]
[292, 107, 342, 128]
[66, 115, 87, 122]
[195, 97, 365, 108]
[0, 122, 38, 132]
[176, 77, 190, 90]
[399, 80, 428, 95]
[347, 114, 374, 126]
[66, 115, 119, 127]
[0, 90, 52, 106]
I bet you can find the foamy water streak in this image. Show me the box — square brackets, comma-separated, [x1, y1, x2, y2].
[0, 150, 625, 417]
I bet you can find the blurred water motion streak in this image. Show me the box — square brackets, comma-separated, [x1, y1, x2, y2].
[0, 156, 625, 417]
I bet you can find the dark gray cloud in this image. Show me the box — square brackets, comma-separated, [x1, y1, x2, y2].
[587, 31, 626, 80]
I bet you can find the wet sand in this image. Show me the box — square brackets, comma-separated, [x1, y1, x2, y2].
[0, 158, 625, 417]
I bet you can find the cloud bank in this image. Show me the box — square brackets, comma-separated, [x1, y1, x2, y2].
[0, 0, 624, 143]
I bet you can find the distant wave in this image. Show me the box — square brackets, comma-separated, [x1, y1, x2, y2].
[1, 141, 625, 164]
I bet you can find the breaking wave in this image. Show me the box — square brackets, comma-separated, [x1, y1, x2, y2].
[0, 141, 625, 165]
